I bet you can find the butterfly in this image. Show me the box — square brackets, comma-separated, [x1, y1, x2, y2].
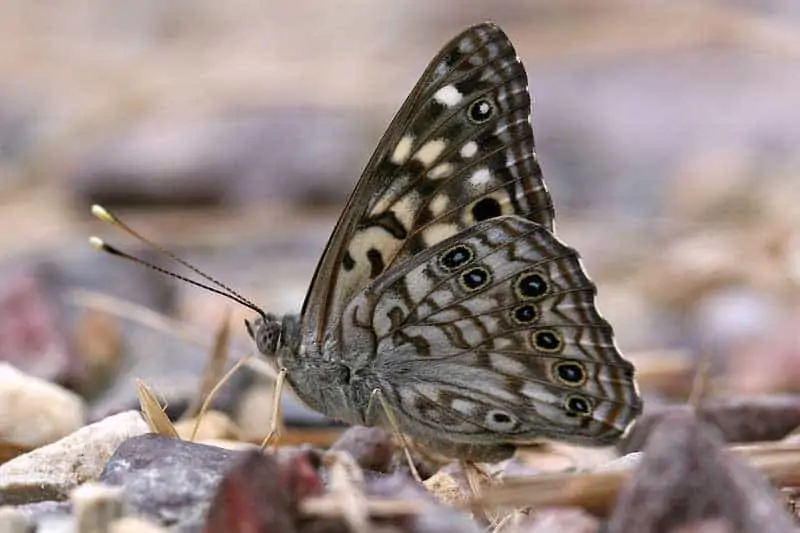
[242, 22, 643, 462]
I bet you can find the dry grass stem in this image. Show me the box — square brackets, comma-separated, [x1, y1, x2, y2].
[185, 309, 232, 421]
[687, 346, 715, 409]
[323, 450, 370, 533]
[190, 353, 253, 442]
[136, 379, 179, 438]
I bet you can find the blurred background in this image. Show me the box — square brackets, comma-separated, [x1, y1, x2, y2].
[1, 0, 799, 435]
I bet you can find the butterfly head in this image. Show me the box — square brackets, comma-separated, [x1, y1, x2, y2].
[245, 313, 282, 358]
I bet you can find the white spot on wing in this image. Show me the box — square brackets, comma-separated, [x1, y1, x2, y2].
[489, 353, 527, 375]
[433, 85, 463, 107]
[521, 381, 559, 406]
[460, 141, 478, 159]
[429, 194, 450, 216]
[423, 223, 458, 246]
[451, 399, 474, 415]
[428, 162, 453, 179]
[414, 139, 447, 167]
[391, 135, 414, 164]
[469, 167, 492, 187]
[494, 338, 513, 349]
[393, 192, 419, 231]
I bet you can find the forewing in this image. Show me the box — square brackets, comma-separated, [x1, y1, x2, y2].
[302, 23, 554, 343]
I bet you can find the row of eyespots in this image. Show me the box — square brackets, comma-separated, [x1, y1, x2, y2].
[437, 244, 495, 292]
[485, 396, 594, 424]
[436, 242, 592, 418]
[484, 396, 593, 429]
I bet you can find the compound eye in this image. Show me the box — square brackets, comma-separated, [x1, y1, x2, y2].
[253, 318, 281, 355]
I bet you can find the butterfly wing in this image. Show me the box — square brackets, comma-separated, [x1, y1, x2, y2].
[342, 215, 641, 448]
[302, 23, 554, 343]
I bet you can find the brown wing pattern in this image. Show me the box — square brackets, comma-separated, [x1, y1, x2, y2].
[302, 23, 554, 342]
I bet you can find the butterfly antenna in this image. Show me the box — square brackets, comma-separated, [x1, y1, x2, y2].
[89, 205, 268, 321]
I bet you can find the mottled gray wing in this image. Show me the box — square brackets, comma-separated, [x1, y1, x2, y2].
[302, 23, 554, 344]
[345, 215, 641, 447]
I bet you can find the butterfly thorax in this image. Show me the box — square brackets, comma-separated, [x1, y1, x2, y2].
[248, 312, 377, 426]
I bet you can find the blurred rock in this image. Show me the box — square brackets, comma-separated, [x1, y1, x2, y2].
[726, 310, 800, 395]
[0, 411, 149, 506]
[0, 363, 86, 452]
[9, 501, 71, 532]
[609, 411, 794, 533]
[71, 482, 126, 533]
[0, 90, 40, 194]
[505, 507, 599, 533]
[423, 466, 473, 508]
[205, 449, 323, 533]
[515, 442, 619, 473]
[68, 108, 367, 209]
[0, 245, 177, 391]
[367, 472, 482, 533]
[100, 434, 241, 531]
[234, 378, 348, 447]
[110, 516, 169, 533]
[619, 397, 800, 454]
[0, 506, 30, 533]
[330, 426, 395, 474]
[0, 269, 74, 384]
[173, 410, 243, 442]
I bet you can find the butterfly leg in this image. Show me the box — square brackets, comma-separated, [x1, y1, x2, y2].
[260, 367, 287, 450]
[367, 388, 423, 482]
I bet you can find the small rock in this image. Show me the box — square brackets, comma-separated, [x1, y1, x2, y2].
[0, 506, 31, 533]
[368, 473, 482, 533]
[0, 270, 73, 383]
[173, 410, 244, 442]
[423, 468, 472, 508]
[594, 452, 643, 473]
[99, 434, 243, 530]
[72, 483, 126, 533]
[609, 410, 795, 533]
[234, 378, 348, 444]
[506, 507, 599, 533]
[671, 520, 737, 533]
[329, 426, 395, 473]
[110, 516, 169, 533]
[8, 501, 71, 526]
[725, 310, 800, 395]
[205, 449, 324, 533]
[0, 249, 177, 392]
[699, 396, 800, 444]
[514, 442, 618, 474]
[0, 363, 86, 451]
[620, 397, 800, 454]
[0, 411, 149, 506]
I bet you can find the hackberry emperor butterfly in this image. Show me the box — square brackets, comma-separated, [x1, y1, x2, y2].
[93, 22, 641, 463]
[245, 22, 642, 461]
